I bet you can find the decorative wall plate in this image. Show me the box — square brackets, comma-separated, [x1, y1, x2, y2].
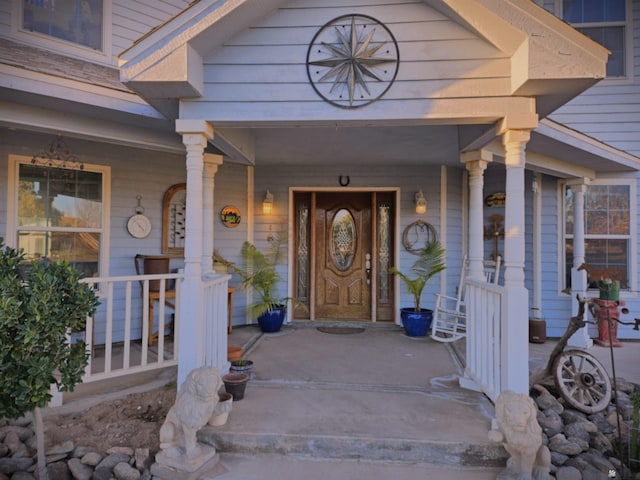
[306, 14, 399, 109]
[485, 192, 506, 207]
[220, 206, 241, 228]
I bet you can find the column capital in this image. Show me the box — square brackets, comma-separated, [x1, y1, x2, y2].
[461, 149, 492, 167]
[204, 153, 224, 166]
[175, 119, 214, 139]
[566, 177, 592, 187]
[497, 112, 538, 134]
[501, 128, 531, 146]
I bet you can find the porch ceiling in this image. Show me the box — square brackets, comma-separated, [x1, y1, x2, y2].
[246, 124, 462, 167]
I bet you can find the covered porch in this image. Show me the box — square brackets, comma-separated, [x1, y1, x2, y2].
[116, 0, 613, 398]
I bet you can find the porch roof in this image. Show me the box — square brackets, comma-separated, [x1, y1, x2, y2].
[119, 0, 608, 113]
[116, 0, 640, 176]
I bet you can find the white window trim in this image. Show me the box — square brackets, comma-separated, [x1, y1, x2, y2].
[10, 1, 113, 66]
[554, 0, 634, 84]
[557, 177, 637, 298]
[7, 154, 111, 278]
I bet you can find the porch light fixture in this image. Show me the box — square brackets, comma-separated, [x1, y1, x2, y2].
[262, 190, 274, 215]
[415, 190, 427, 215]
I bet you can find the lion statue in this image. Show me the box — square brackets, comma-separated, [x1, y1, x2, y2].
[159, 367, 222, 461]
[488, 390, 551, 480]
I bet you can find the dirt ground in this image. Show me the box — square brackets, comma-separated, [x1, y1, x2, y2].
[43, 385, 177, 455]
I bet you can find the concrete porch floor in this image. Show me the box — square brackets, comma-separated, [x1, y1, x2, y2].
[46, 322, 640, 479]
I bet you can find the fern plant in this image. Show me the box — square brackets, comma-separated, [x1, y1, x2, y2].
[226, 232, 305, 319]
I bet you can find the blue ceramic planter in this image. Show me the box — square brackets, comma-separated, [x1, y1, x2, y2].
[400, 308, 433, 337]
[257, 306, 286, 333]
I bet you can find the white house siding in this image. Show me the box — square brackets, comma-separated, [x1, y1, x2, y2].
[0, 2, 10, 32]
[548, 0, 640, 159]
[441, 165, 465, 297]
[0, 0, 191, 66]
[112, 0, 192, 59]
[213, 161, 249, 326]
[182, 0, 511, 122]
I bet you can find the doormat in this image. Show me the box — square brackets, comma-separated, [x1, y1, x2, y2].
[317, 327, 365, 335]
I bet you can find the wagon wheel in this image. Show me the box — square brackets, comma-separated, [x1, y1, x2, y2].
[553, 349, 612, 414]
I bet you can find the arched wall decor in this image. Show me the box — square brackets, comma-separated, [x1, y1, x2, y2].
[162, 183, 186, 255]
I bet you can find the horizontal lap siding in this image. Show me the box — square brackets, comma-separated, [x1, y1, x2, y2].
[213, 163, 249, 325]
[112, 0, 192, 58]
[548, 0, 640, 158]
[193, 0, 510, 120]
[0, 3, 9, 33]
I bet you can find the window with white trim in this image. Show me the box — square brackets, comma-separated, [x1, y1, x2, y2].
[19, 0, 105, 53]
[564, 181, 633, 291]
[562, 0, 629, 78]
[11, 157, 109, 278]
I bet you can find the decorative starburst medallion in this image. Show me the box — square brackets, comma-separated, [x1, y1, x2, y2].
[306, 14, 399, 109]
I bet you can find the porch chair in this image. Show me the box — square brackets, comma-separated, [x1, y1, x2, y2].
[134, 254, 176, 346]
[430, 255, 501, 343]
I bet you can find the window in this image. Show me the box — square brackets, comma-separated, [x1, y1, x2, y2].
[21, 0, 104, 51]
[562, 0, 628, 77]
[10, 157, 109, 278]
[564, 181, 633, 291]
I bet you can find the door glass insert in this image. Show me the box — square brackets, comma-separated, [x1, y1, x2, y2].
[330, 208, 356, 271]
[378, 203, 390, 303]
[297, 201, 310, 301]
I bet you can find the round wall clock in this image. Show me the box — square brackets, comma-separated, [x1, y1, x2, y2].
[127, 214, 152, 239]
[306, 14, 400, 109]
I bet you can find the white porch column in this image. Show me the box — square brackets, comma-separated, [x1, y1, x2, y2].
[567, 179, 593, 348]
[202, 154, 223, 273]
[175, 120, 213, 387]
[462, 151, 492, 281]
[500, 128, 531, 395]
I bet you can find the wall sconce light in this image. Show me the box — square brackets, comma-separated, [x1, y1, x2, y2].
[415, 190, 427, 214]
[262, 190, 274, 215]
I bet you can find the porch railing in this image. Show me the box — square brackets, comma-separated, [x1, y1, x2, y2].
[203, 273, 231, 369]
[463, 279, 505, 403]
[79, 271, 183, 383]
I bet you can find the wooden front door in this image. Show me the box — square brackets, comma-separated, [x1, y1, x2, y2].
[315, 193, 372, 319]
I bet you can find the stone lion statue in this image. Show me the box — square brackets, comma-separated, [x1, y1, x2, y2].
[159, 367, 221, 461]
[488, 390, 551, 480]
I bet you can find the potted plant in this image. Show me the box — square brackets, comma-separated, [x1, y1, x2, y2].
[213, 249, 231, 274]
[226, 232, 304, 333]
[389, 240, 446, 337]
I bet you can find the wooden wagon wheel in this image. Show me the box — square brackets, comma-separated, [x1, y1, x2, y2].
[553, 349, 611, 414]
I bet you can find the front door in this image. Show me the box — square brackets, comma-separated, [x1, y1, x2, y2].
[315, 193, 371, 320]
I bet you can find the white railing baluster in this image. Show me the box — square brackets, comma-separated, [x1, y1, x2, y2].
[104, 281, 114, 374]
[123, 281, 132, 369]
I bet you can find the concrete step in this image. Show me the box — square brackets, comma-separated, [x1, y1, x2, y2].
[199, 379, 507, 467]
[213, 453, 503, 480]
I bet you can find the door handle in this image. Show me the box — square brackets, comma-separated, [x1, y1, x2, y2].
[365, 253, 371, 285]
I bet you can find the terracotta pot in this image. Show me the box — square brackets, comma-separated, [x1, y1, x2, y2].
[208, 392, 233, 426]
[227, 346, 242, 361]
[222, 373, 250, 401]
